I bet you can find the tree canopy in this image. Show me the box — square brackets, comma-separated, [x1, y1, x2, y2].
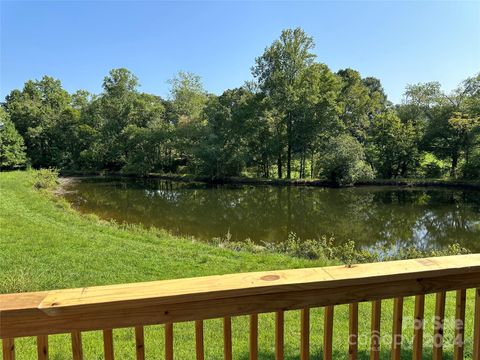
[2, 28, 479, 185]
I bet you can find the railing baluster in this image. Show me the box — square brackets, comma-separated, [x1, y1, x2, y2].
[370, 300, 381, 360]
[473, 289, 480, 360]
[165, 323, 173, 360]
[323, 306, 334, 360]
[103, 329, 114, 360]
[391, 297, 403, 360]
[412, 295, 425, 360]
[275, 311, 284, 360]
[433, 291, 446, 360]
[223, 317, 232, 360]
[454, 289, 466, 360]
[135, 326, 145, 360]
[195, 320, 204, 360]
[37, 335, 48, 360]
[2, 338, 15, 360]
[71, 331, 83, 360]
[300, 308, 310, 360]
[250, 314, 258, 360]
[349, 303, 358, 360]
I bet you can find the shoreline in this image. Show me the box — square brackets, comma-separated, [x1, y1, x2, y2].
[59, 170, 480, 190]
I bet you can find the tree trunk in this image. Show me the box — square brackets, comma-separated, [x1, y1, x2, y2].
[400, 161, 408, 178]
[299, 152, 304, 179]
[310, 149, 315, 178]
[287, 143, 291, 179]
[286, 113, 292, 179]
[451, 153, 458, 178]
[277, 154, 283, 179]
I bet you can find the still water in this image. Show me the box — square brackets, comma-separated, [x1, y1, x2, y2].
[63, 177, 480, 252]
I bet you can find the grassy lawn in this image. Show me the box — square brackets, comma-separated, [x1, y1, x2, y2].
[0, 171, 477, 359]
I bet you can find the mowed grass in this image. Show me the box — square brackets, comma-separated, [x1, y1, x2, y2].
[0, 171, 477, 359]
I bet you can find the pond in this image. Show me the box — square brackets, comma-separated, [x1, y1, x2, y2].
[63, 177, 480, 252]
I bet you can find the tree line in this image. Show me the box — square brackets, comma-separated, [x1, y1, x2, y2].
[1, 28, 479, 185]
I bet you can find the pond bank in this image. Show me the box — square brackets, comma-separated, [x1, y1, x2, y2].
[62, 174, 479, 255]
[60, 170, 480, 189]
[1, 170, 478, 359]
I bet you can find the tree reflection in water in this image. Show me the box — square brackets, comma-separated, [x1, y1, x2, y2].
[64, 178, 480, 252]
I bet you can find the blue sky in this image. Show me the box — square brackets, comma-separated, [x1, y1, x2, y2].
[1, 1, 479, 103]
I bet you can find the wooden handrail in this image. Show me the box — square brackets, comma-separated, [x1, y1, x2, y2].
[2, 254, 480, 338]
[1, 254, 480, 359]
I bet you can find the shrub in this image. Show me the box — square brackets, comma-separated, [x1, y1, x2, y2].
[461, 146, 480, 179]
[318, 134, 374, 186]
[218, 231, 470, 266]
[417, 152, 449, 178]
[0, 108, 27, 169]
[30, 168, 59, 190]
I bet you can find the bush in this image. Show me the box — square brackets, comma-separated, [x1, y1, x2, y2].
[0, 108, 27, 169]
[221, 231, 470, 266]
[318, 134, 374, 186]
[417, 152, 449, 178]
[461, 147, 480, 179]
[30, 168, 59, 190]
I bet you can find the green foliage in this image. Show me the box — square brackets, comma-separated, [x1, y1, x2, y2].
[4, 76, 72, 168]
[318, 134, 374, 186]
[337, 68, 375, 141]
[0, 108, 26, 169]
[461, 143, 480, 179]
[417, 152, 449, 178]
[219, 231, 470, 266]
[29, 168, 59, 190]
[194, 88, 260, 178]
[122, 122, 174, 176]
[2, 170, 479, 359]
[2, 29, 479, 183]
[368, 111, 419, 178]
[253, 27, 317, 179]
[168, 71, 207, 122]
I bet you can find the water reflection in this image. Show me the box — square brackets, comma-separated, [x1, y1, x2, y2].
[64, 178, 480, 251]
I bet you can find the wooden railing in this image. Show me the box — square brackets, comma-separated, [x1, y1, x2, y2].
[1, 254, 480, 359]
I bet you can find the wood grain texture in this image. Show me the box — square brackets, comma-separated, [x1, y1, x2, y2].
[412, 295, 425, 360]
[36, 255, 480, 307]
[135, 326, 144, 360]
[370, 300, 381, 360]
[36, 335, 48, 360]
[323, 306, 334, 360]
[2, 255, 480, 339]
[165, 323, 173, 360]
[348, 303, 358, 360]
[195, 320, 204, 360]
[391, 297, 403, 360]
[454, 289, 466, 360]
[275, 311, 284, 360]
[223, 317, 232, 360]
[71, 331, 83, 360]
[2, 338, 14, 360]
[103, 329, 114, 360]
[433, 292, 446, 360]
[300, 308, 310, 360]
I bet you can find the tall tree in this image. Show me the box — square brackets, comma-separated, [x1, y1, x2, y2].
[253, 28, 316, 178]
[168, 71, 207, 123]
[368, 111, 417, 178]
[0, 108, 27, 169]
[413, 76, 480, 177]
[337, 69, 380, 142]
[4, 76, 71, 167]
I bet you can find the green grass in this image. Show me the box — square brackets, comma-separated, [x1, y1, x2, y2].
[0, 171, 477, 359]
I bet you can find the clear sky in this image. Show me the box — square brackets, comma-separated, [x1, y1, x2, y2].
[1, 1, 479, 104]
